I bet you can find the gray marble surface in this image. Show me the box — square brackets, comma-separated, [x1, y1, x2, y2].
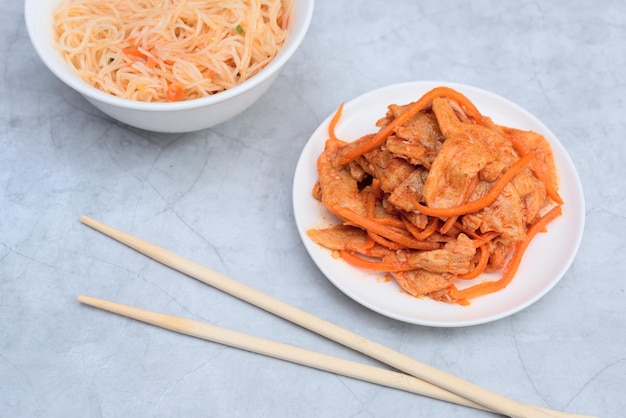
[2, 1, 625, 417]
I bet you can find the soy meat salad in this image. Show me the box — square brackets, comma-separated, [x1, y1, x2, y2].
[307, 87, 563, 305]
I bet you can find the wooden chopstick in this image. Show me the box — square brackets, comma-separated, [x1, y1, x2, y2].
[77, 294, 490, 412]
[79, 215, 594, 418]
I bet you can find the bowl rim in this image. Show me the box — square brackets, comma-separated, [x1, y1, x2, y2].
[24, 0, 314, 111]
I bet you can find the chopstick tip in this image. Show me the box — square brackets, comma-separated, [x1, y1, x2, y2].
[77, 294, 97, 306]
[80, 215, 103, 230]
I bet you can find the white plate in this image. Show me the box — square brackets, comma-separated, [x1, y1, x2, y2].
[292, 81, 585, 327]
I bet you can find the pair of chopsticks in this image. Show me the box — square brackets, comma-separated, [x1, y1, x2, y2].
[78, 216, 593, 418]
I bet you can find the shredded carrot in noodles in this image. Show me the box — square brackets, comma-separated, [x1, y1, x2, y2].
[53, 0, 291, 102]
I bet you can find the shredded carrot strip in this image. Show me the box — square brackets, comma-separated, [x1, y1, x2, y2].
[402, 216, 438, 241]
[328, 102, 344, 142]
[450, 205, 562, 300]
[361, 188, 406, 250]
[452, 222, 480, 239]
[450, 222, 499, 247]
[439, 216, 457, 235]
[411, 152, 535, 218]
[122, 47, 147, 59]
[374, 217, 406, 229]
[362, 189, 407, 251]
[166, 83, 185, 102]
[336, 207, 440, 250]
[367, 231, 405, 250]
[337, 86, 486, 165]
[498, 126, 564, 205]
[536, 172, 563, 205]
[340, 251, 415, 272]
[457, 245, 490, 280]
[471, 231, 500, 248]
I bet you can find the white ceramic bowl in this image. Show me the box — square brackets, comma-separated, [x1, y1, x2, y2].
[25, 0, 314, 133]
